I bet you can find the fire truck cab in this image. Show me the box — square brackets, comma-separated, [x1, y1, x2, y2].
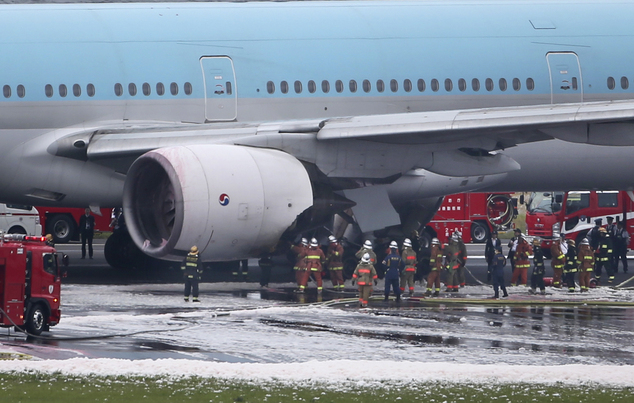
[0, 234, 65, 335]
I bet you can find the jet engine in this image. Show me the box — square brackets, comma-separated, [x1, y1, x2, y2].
[123, 144, 313, 261]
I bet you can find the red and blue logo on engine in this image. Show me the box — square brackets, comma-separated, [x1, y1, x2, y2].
[218, 193, 230, 206]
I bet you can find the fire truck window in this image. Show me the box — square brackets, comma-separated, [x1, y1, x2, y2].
[43, 253, 57, 275]
[597, 192, 619, 208]
[564, 192, 590, 215]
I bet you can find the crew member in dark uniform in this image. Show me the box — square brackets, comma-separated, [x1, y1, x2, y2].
[529, 238, 546, 295]
[78, 207, 95, 259]
[485, 230, 502, 282]
[490, 246, 509, 299]
[182, 246, 203, 302]
[382, 241, 402, 302]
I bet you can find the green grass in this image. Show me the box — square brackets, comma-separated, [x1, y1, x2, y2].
[0, 373, 632, 402]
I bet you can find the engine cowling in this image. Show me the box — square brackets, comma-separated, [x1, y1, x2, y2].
[123, 145, 313, 261]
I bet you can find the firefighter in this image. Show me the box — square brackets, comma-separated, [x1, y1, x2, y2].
[45, 233, 55, 247]
[292, 238, 309, 293]
[326, 235, 345, 292]
[529, 238, 546, 295]
[382, 241, 402, 302]
[489, 245, 509, 299]
[550, 233, 566, 288]
[301, 238, 326, 293]
[181, 246, 202, 302]
[588, 218, 602, 250]
[614, 221, 629, 273]
[485, 229, 502, 282]
[577, 238, 595, 292]
[443, 232, 462, 292]
[507, 228, 521, 272]
[355, 239, 377, 265]
[400, 238, 418, 296]
[595, 227, 615, 284]
[455, 231, 468, 288]
[352, 253, 378, 307]
[563, 239, 578, 292]
[511, 233, 532, 286]
[425, 237, 443, 296]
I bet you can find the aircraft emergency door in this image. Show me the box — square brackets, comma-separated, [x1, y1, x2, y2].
[546, 52, 583, 104]
[200, 56, 237, 121]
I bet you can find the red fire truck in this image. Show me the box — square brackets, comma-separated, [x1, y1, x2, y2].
[35, 207, 113, 244]
[0, 234, 65, 335]
[525, 190, 634, 249]
[425, 193, 516, 243]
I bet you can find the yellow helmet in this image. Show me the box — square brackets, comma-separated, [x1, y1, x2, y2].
[190, 246, 199, 254]
[45, 234, 53, 242]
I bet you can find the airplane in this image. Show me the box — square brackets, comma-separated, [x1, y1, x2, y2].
[2, 0, 634, 267]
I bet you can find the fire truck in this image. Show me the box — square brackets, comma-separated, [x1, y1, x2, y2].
[525, 190, 634, 250]
[35, 207, 112, 244]
[425, 193, 516, 243]
[0, 234, 65, 335]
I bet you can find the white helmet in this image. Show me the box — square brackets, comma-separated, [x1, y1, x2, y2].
[403, 238, 412, 248]
[581, 238, 590, 246]
[328, 235, 337, 243]
[310, 238, 319, 247]
[451, 232, 460, 242]
[454, 230, 462, 239]
[389, 240, 398, 249]
[301, 238, 308, 246]
[363, 239, 373, 249]
[361, 253, 371, 263]
[431, 238, 440, 245]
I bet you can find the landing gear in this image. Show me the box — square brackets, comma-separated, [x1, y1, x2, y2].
[104, 229, 147, 269]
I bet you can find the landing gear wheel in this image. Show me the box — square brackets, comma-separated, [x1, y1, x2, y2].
[104, 230, 147, 269]
[47, 214, 75, 244]
[25, 304, 47, 336]
[471, 221, 489, 243]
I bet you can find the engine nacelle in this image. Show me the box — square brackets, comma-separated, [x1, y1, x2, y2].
[123, 145, 313, 261]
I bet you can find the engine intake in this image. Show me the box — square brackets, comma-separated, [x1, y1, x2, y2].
[123, 145, 313, 261]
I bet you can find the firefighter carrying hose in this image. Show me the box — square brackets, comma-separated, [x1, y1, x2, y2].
[182, 246, 202, 302]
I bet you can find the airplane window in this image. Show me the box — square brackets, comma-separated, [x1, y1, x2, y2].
[2, 85, 10, 98]
[170, 82, 178, 95]
[472, 78, 480, 91]
[294, 80, 302, 94]
[458, 78, 466, 92]
[622, 76, 629, 90]
[128, 83, 137, 96]
[114, 83, 123, 97]
[142, 83, 151, 96]
[157, 82, 165, 96]
[335, 80, 343, 93]
[87, 84, 95, 97]
[349, 80, 357, 93]
[363, 79, 371, 93]
[280, 81, 288, 94]
[308, 80, 316, 93]
[444, 79, 453, 92]
[17, 85, 25, 98]
[417, 79, 426, 92]
[266, 81, 275, 94]
[376, 79, 385, 93]
[390, 79, 398, 92]
[184, 82, 192, 95]
[513, 78, 521, 91]
[59, 84, 68, 97]
[225, 82, 232, 95]
[322, 80, 330, 93]
[45, 84, 53, 98]
[73, 84, 81, 97]
[403, 79, 412, 92]
[607, 77, 615, 90]
[526, 78, 535, 91]
[499, 78, 507, 92]
[431, 79, 439, 92]
[485, 78, 494, 91]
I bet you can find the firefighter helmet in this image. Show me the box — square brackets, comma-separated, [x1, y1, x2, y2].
[431, 238, 440, 245]
[363, 239, 373, 248]
[361, 253, 371, 263]
[310, 238, 319, 247]
[567, 239, 575, 246]
[581, 238, 590, 246]
[45, 234, 54, 243]
[301, 238, 308, 246]
[599, 227, 607, 234]
[328, 235, 337, 243]
[451, 232, 460, 242]
[389, 240, 398, 249]
[190, 246, 199, 254]
[532, 238, 540, 246]
[403, 238, 412, 248]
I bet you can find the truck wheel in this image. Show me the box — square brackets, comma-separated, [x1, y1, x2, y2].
[47, 214, 75, 244]
[471, 221, 489, 243]
[25, 304, 47, 336]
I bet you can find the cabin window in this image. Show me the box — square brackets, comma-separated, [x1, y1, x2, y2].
[87, 84, 95, 97]
[431, 79, 439, 92]
[59, 84, 68, 97]
[170, 82, 179, 95]
[114, 83, 123, 97]
[377, 80, 385, 93]
[499, 78, 507, 91]
[280, 81, 288, 94]
[390, 79, 398, 92]
[417, 79, 426, 92]
[472, 78, 480, 91]
[294, 80, 302, 94]
[621, 76, 629, 90]
[458, 78, 467, 92]
[513, 78, 521, 91]
[526, 78, 535, 91]
[322, 80, 330, 93]
[45, 84, 53, 98]
[73, 84, 81, 97]
[157, 82, 165, 96]
[17, 85, 25, 98]
[444, 79, 453, 92]
[184, 82, 193, 95]
[349, 80, 357, 93]
[485, 78, 494, 91]
[2, 85, 10, 98]
[403, 79, 412, 92]
[128, 83, 137, 96]
[607, 77, 616, 90]
[266, 81, 275, 94]
[142, 83, 151, 96]
[335, 80, 343, 93]
[363, 79, 371, 93]
[308, 80, 316, 93]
